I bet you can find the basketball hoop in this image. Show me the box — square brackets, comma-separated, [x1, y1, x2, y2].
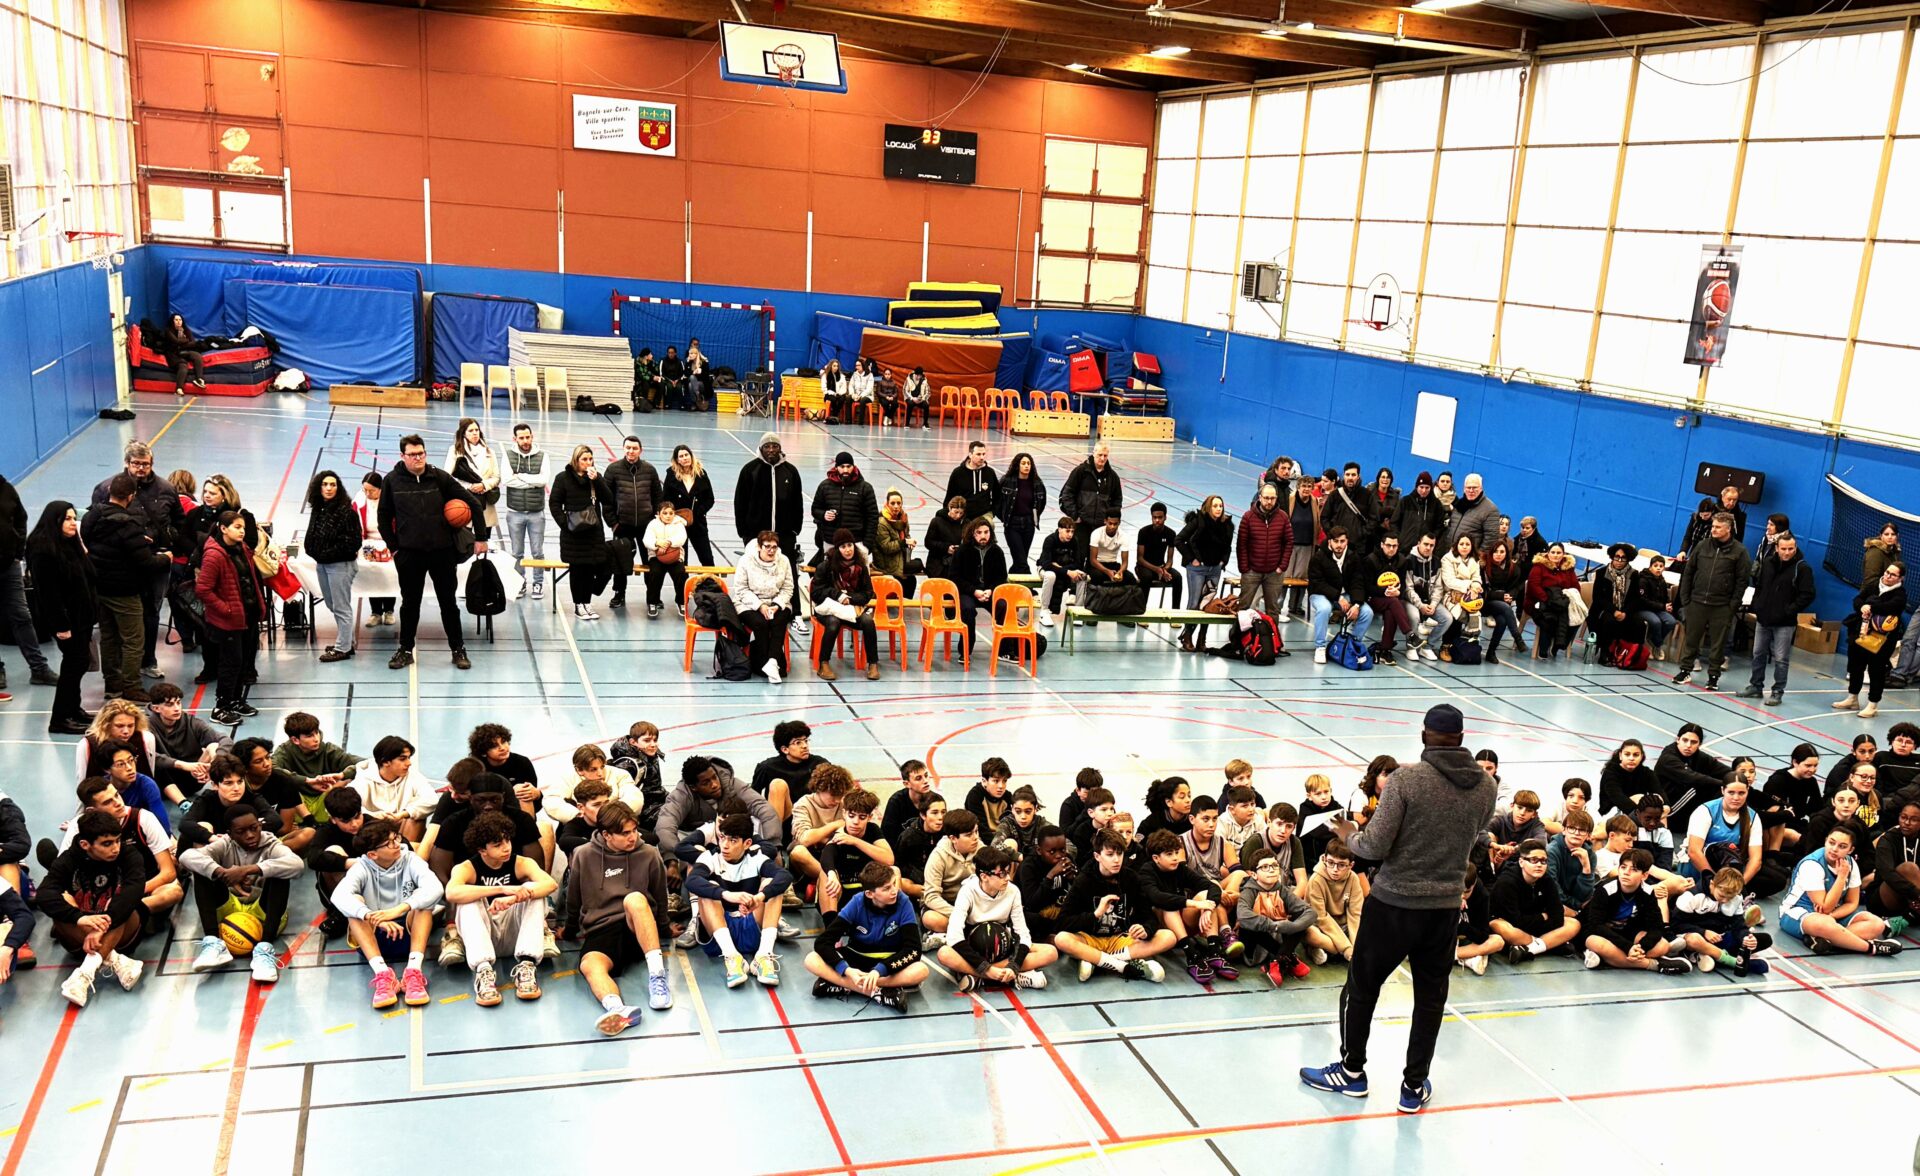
[1348, 273, 1406, 335]
[66, 230, 120, 269]
[768, 44, 806, 86]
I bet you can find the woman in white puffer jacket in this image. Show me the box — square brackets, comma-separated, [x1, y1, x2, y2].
[1436, 534, 1484, 657]
[730, 530, 796, 682]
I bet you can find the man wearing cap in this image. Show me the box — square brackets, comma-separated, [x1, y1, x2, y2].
[1301, 703, 1497, 1114]
[1392, 472, 1448, 552]
[810, 451, 878, 564]
[733, 433, 807, 625]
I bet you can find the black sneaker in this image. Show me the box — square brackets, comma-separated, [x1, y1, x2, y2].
[873, 987, 910, 1013]
[452, 650, 472, 671]
[1809, 936, 1836, 955]
[35, 837, 56, 871]
[29, 667, 59, 686]
[647, 603, 662, 618]
[1654, 956, 1693, 975]
[211, 706, 241, 726]
[321, 914, 349, 938]
[609, 593, 626, 610]
[1504, 943, 1531, 966]
[1705, 675, 1721, 691]
[389, 649, 415, 670]
[1672, 668, 1693, 685]
[232, 701, 259, 718]
[319, 647, 354, 663]
[811, 977, 845, 1000]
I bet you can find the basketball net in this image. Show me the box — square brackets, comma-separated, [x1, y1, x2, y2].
[770, 44, 806, 86]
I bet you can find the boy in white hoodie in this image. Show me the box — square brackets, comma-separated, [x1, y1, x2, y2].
[182, 807, 307, 981]
[332, 818, 443, 1009]
[937, 844, 1057, 991]
[348, 736, 439, 843]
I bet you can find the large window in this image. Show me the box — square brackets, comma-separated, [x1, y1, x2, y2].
[1145, 24, 1920, 441]
[2, 0, 137, 277]
[1038, 136, 1148, 309]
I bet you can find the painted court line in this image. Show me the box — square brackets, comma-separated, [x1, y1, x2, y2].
[1, 1005, 78, 1176]
[766, 987, 856, 1173]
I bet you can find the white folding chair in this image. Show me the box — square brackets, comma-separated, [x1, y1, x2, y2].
[512, 364, 543, 414]
[484, 365, 512, 424]
[543, 367, 569, 417]
[458, 362, 485, 415]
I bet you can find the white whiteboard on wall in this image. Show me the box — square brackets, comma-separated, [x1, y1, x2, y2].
[1412, 391, 1456, 464]
[572, 95, 677, 157]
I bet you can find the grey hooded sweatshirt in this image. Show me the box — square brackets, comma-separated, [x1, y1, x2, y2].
[1345, 745, 1497, 909]
[567, 829, 670, 936]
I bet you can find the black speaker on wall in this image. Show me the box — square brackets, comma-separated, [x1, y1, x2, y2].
[1695, 463, 1765, 504]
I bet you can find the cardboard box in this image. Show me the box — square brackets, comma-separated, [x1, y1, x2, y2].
[1794, 612, 1840, 655]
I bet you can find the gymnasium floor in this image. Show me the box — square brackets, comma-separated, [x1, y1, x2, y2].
[2, 391, 1917, 1175]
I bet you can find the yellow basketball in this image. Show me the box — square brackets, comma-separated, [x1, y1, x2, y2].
[1376, 571, 1400, 589]
[219, 907, 266, 955]
[1463, 597, 1484, 613]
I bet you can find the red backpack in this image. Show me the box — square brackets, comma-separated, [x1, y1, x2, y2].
[1239, 613, 1283, 666]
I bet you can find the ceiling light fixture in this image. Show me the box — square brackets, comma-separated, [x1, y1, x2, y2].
[1065, 62, 1090, 70]
[1411, 0, 1480, 9]
[1149, 44, 1192, 56]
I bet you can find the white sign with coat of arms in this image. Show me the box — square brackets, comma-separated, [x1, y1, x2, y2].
[572, 95, 676, 157]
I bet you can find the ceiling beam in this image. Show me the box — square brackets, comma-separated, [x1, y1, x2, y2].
[1576, 0, 1765, 22]
[1178, 0, 1529, 49]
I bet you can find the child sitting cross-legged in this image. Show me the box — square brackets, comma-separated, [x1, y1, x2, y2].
[1454, 862, 1503, 975]
[1236, 852, 1316, 987]
[689, 812, 795, 989]
[1489, 838, 1583, 964]
[1301, 837, 1365, 964]
[1139, 830, 1238, 985]
[1576, 848, 1692, 974]
[1673, 866, 1772, 975]
[1779, 825, 1906, 957]
[938, 845, 1058, 991]
[805, 863, 929, 1013]
[995, 785, 1045, 863]
[1052, 828, 1177, 983]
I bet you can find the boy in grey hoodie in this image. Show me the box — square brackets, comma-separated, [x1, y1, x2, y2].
[332, 818, 443, 1011]
[182, 807, 306, 981]
[1301, 704, 1497, 1114]
[1237, 855, 1317, 984]
[568, 800, 673, 1037]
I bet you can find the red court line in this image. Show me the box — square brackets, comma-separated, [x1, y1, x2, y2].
[211, 914, 324, 1176]
[760, 1058, 1920, 1176]
[1773, 954, 1920, 1054]
[1003, 991, 1120, 1143]
[189, 683, 206, 712]
[264, 424, 311, 522]
[766, 986, 856, 1174]
[1, 1005, 79, 1176]
[349, 426, 362, 467]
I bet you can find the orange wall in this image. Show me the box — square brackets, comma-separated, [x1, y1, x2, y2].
[125, 0, 1155, 302]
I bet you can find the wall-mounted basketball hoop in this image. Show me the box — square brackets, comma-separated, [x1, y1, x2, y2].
[1348, 273, 1412, 338]
[718, 22, 847, 93]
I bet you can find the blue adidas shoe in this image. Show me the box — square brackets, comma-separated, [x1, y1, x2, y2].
[1398, 1079, 1433, 1113]
[1299, 1061, 1368, 1098]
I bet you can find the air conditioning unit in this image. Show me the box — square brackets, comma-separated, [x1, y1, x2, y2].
[1241, 261, 1283, 303]
[0, 164, 14, 235]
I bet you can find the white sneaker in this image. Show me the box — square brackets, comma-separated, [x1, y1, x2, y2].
[1862, 702, 1880, 719]
[1015, 970, 1048, 989]
[1461, 952, 1487, 975]
[1582, 949, 1601, 970]
[674, 925, 699, 949]
[763, 659, 783, 685]
[439, 927, 465, 968]
[648, 970, 674, 1010]
[192, 936, 234, 972]
[1137, 958, 1166, 984]
[792, 618, 811, 636]
[251, 942, 281, 983]
[1077, 959, 1095, 982]
[1277, 608, 1292, 623]
[61, 970, 94, 1007]
[109, 952, 144, 991]
[1039, 612, 1055, 629]
[543, 929, 560, 961]
[1420, 647, 1438, 661]
[1313, 648, 1327, 664]
[1307, 946, 1329, 965]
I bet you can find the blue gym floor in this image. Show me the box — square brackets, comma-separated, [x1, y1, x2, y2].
[2, 392, 1916, 1175]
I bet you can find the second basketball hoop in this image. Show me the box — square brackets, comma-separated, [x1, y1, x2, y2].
[719, 22, 847, 93]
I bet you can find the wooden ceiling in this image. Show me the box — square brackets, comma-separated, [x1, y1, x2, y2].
[399, 0, 1827, 88]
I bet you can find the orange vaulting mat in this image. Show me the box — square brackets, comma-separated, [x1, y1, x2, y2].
[859, 327, 1002, 391]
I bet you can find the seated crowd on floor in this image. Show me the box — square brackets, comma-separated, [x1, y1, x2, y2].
[3, 708, 1916, 1033]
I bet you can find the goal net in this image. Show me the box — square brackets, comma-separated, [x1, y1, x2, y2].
[611, 294, 774, 379]
[1824, 473, 1920, 606]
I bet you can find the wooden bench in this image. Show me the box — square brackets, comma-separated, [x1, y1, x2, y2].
[1062, 606, 1235, 654]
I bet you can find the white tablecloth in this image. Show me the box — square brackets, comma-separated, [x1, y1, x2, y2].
[289, 542, 523, 602]
[1565, 541, 1751, 604]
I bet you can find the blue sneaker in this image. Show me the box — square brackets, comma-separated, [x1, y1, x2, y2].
[1299, 1061, 1368, 1098]
[1398, 1079, 1432, 1113]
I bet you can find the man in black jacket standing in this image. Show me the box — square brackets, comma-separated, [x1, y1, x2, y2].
[1320, 464, 1376, 549]
[83, 474, 173, 702]
[376, 434, 488, 671]
[604, 436, 661, 611]
[1673, 511, 1752, 691]
[811, 451, 878, 563]
[1738, 532, 1816, 707]
[1301, 704, 1496, 1114]
[90, 441, 184, 680]
[1060, 442, 1121, 562]
[944, 441, 999, 523]
[733, 432, 805, 625]
[0, 472, 55, 691]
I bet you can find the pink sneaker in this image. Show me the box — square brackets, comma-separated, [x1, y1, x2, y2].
[402, 966, 430, 1007]
[370, 970, 399, 1009]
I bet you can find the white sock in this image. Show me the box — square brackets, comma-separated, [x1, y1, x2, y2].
[371, 959, 393, 976]
[78, 952, 102, 978]
[712, 925, 737, 959]
[601, 992, 626, 1013]
[407, 952, 424, 972]
[1527, 938, 1547, 955]
[753, 932, 775, 961]
[645, 950, 665, 975]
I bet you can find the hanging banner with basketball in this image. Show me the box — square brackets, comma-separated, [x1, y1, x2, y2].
[1683, 244, 1741, 367]
[572, 95, 677, 157]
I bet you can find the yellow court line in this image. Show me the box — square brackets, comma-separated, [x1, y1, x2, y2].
[323, 1022, 356, 1034]
[0, 1126, 15, 1137]
[994, 1134, 1193, 1176]
[148, 396, 197, 446]
[135, 1078, 169, 1090]
[199, 1057, 231, 1071]
[66, 1100, 101, 1115]
[550, 969, 577, 980]
[675, 950, 722, 1057]
[383, 1009, 409, 1020]
[262, 1039, 294, 1051]
[438, 993, 469, 1004]
[1382, 1010, 1537, 1026]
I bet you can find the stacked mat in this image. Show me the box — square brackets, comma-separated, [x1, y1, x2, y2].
[127, 323, 275, 397]
[507, 328, 633, 408]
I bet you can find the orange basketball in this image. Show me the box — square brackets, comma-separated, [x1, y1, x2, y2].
[443, 498, 472, 528]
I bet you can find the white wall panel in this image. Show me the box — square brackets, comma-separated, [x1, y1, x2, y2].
[1369, 75, 1443, 151]
[1253, 89, 1307, 152]
[1732, 237, 1862, 338]
[1158, 99, 1202, 157]
[1422, 224, 1505, 298]
[1361, 151, 1435, 221]
[1841, 343, 1920, 432]
[1239, 216, 1292, 265]
[1602, 230, 1704, 318]
[1416, 295, 1497, 361]
[1283, 279, 1350, 340]
[1631, 45, 1756, 141]
[1297, 154, 1363, 219]
[1195, 157, 1247, 215]
[1291, 220, 1355, 284]
[1430, 149, 1514, 224]
[1148, 213, 1192, 268]
[1201, 93, 1253, 157]
[1706, 331, 1844, 421]
[1443, 67, 1525, 149]
[1750, 31, 1901, 139]
[1189, 214, 1242, 273]
[1153, 158, 1196, 214]
[1517, 145, 1618, 227]
[1305, 82, 1371, 153]
[1530, 56, 1633, 145]
[1245, 155, 1300, 216]
[1144, 265, 1187, 320]
[1506, 227, 1605, 308]
[1591, 315, 1702, 402]
[1615, 143, 1736, 231]
[1736, 140, 1879, 237]
[1185, 269, 1234, 328]
[1856, 240, 1920, 344]
[1870, 140, 1920, 241]
[1498, 304, 1594, 377]
[1351, 221, 1426, 289]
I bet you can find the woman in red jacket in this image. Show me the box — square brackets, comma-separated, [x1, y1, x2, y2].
[194, 511, 266, 726]
[1524, 543, 1579, 660]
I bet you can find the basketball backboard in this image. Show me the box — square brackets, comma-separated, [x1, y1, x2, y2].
[719, 22, 847, 93]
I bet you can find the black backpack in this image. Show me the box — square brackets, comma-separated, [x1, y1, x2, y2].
[711, 632, 753, 681]
[464, 557, 506, 616]
[1238, 613, 1283, 666]
[1085, 581, 1147, 616]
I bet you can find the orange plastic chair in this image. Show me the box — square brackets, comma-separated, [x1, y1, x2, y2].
[778, 392, 805, 422]
[959, 387, 983, 432]
[870, 574, 910, 670]
[987, 582, 1038, 678]
[936, 386, 962, 427]
[1027, 390, 1048, 411]
[981, 389, 1012, 433]
[809, 611, 870, 672]
[917, 578, 970, 671]
[683, 574, 728, 672]
[1048, 391, 1072, 412]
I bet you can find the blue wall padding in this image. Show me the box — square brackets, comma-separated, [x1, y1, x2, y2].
[430, 292, 539, 381]
[166, 258, 421, 335]
[224, 282, 417, 388]
[811, 312, 880, 371]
